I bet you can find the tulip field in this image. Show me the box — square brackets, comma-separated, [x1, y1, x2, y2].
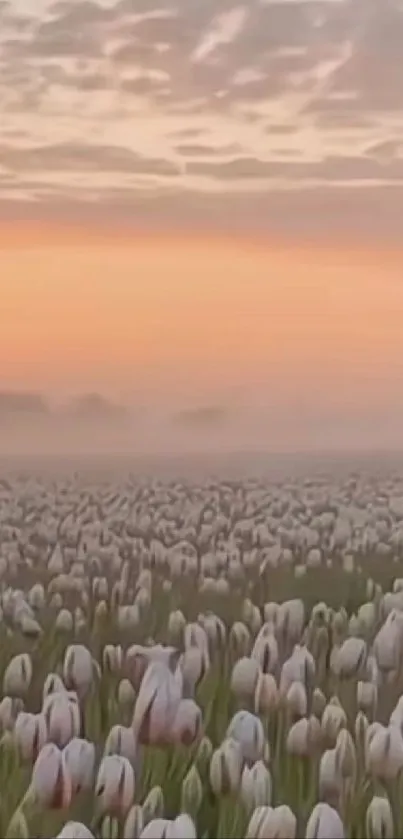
[3, 468, 403, 837]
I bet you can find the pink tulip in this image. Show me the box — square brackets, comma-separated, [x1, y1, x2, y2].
[132, 662, 182, 746]
[31, 743, 72, 809]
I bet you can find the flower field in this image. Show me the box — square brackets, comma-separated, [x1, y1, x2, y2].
[1, 467, 403, 837]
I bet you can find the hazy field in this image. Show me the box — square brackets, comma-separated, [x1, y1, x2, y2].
[1, 457, 403, 837]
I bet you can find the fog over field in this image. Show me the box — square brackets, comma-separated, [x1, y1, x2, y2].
[2, 386, 403, 461]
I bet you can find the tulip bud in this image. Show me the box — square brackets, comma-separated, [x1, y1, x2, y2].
[181, 765, 203, 815]
[366, 796, 394, 839]
[195, 735, 213, 772]
[254, 673, 278, 715]
[104, 725, 137, 765]
[55, 609, 74, 633]
[241, 761, 272, 812]
[209, 738, 243, 795]
[354, 710, 369, 745]
[125, 646, 149, 691]
[357, 681, 377, 716]
[142, 786, 164, 825]
[124, 804, 144, 839]
[319, 748, 342, 804]
[100, 815, 119, 839]
[180, 648, 207, 696]
[103, 645, 123, 675]
[230, 621, 251, 657]
[4, 807, 29, 839]
[312, 688, 326, 720]
[252, 634, 278, 675]
[118, 679, 136, 708]
[321, 703, 347, 746]
[0, 696, 22, 732]
[286, 682, 307, 719]
[43, 673, 66, 702]
[335, 729, 356, 779]
[167, 610, 186, 643]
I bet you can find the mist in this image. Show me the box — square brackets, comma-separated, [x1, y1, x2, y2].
[2, 389, 403, 459]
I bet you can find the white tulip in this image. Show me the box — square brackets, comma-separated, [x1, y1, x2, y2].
[226, 710, 266, 763]
[231, 657, 260, 699]
[140, 820, 171, 839]
[63, 645, 94, 697]
[132, 662, 182, 746]
[63, 738, 96, 792]
[14, 711, 48, 762]
[366, 795, 394, 839]
[3, 654, 32, 697]
[166, 814, 197, 838]
[331, 637, 367, 679]
[367, 725, 403, 780]
[95, 754, 135, 817]
[104, 725, 138, 764]
[321, 703, 347, 745]
[319, 749, 342, 802]
[43, 673, 67, 702]
[241, 761, 272, 811]
[246, 804, 297, 838]
[286, 716, 321, 758]
[43, 692, 81, 748]
[124, 804, 144, 839]
[305, 803, 345, 838]
[286, 681, 307, 718]
[209, 738, 243, 795]
[56, 822, 94, 839]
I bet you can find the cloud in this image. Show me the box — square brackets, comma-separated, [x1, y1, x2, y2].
[1, 0, 402, 233]
[0, 142, 180, 176]
[187, 153, 403, 182]
[191, 6, 248, 63]
[175, 142, 242, 157]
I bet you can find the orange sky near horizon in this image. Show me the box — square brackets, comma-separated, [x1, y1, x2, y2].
[1, 227, 403, 412]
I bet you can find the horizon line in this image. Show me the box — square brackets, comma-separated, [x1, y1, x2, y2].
[1, 448, 402, 462]
[0, 220, 402, 259]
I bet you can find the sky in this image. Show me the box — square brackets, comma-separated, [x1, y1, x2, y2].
[1, 0, 403, 455]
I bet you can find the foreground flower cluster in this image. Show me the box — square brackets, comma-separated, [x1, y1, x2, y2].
[1, 468, 403, 837]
